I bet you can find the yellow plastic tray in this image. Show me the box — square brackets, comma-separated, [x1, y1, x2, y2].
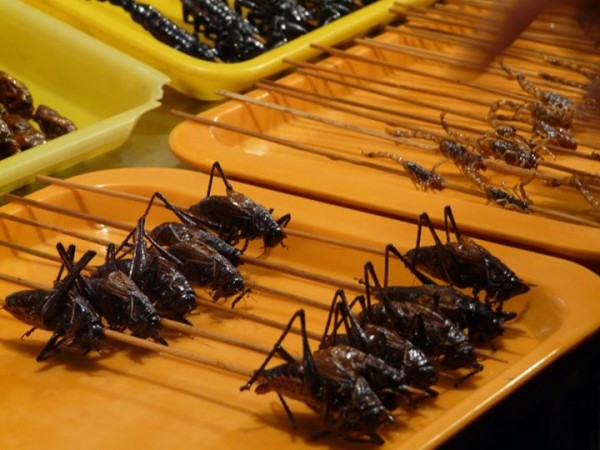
[22, 0, 433, 100]
[169, 5, 600, 265]
[0, 167, 599, 449]
[0, 1, 168, 195]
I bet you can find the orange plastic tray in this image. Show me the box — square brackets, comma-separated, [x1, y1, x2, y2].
[169, 4, 600, 264]
[0, 168, 599, 449]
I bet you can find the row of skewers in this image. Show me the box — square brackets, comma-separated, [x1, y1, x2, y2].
[0, 162, 531, 444]
[96, 0, 379, 62]
[173, 0, 600, 229]
[0, 70, 77, 158]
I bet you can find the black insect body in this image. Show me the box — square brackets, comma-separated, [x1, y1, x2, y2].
[98, 218, 198, 324]
[4, 248, 104, 361]
[441, 113, 543, 170]
[304, 0, 358, 25]
[99, 0, 220, 61]
[314, 342, 432, 411]
[363, 151, 446, 192]
[161, 240, 246, 303]
[234, 0, 314, 47]
[150, 220, 242, 266]
[376, 244, 515, 347]
[187, 162, 291, 250]
[242, 309, 395, 444]
[404, 207, 530, 308]
[320, 289, 438, 392]
[358, 272, 482, 382]
[180, 0, 265, 62]
[57, 244, 167, 345]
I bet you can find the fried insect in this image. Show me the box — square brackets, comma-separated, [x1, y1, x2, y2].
[234, 0, 314, 47]
[304, 0, 358, 25]
[358, 261, 483, 384]
[100, 0, 220, 61]
[320, 289, 438, 391]
[159, 239, 247, 303]
[241, 309, 395, 444]
[94, 217, 198, 323]
[4, 247, 104, 361]
[144, 163, 289, 251]
[490, 61, 576, 148]
[377, 244, 515, 347]
[57, 243, 167, 345]
[188, 161, 291, 250]
[180, 0, 265, 62]
[363, 150, 446, 192]
[150, 221, 242, 265]
[404, 206, 530, 308]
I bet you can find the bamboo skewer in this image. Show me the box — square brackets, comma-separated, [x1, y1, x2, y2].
[170, 109, 600, 227]
[3, 193, 366, 291]
[0, 243, 324, 347]
[0, 288, 253, 377]
[304, 41, 597, 149]
[214, 88, 600, 186]
[0, 193, 365, 296]
[37, 175, 389, 257]
[276, 60, 598, 162]
[102, 329, 253, 377]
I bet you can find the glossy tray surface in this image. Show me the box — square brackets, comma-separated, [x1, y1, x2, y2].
[0, 1, 168, 196]
[0, 168, 599, 449]
[169, 3, 600, 262]
[22, 0, 432, 100]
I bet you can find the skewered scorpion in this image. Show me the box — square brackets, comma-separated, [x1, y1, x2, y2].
[4, 246, 104, 361]
[489, 61, 576, 148]
[440, 112, 546, 170]
[404, 206, 530, 309]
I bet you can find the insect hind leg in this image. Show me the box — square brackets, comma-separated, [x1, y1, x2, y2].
[207, 161, 235, 196]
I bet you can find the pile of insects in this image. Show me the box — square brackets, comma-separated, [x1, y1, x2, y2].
[241, 206, 530, 444]
[2, 161, 291, 360]
[380, 59, 600, 216]
[0, 71, 76, 159]
[0, 162, 532, 444]
[96, 0, 381, 62]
